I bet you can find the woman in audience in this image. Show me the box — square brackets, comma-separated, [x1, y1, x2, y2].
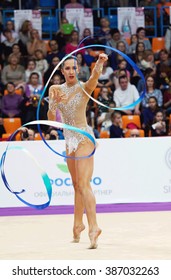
[1, 53, 25, 87]
[141, 96, 159, 136]
[65, 30, 85, 55]
[141, 75, 163, 108]
[26, 28, 47, 58]
[76, 53, 90, 82]
[150, 110, 167, 137]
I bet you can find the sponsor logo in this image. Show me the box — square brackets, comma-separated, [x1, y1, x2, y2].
[53, 151, 102, 187]
[165, 148, 171, 169]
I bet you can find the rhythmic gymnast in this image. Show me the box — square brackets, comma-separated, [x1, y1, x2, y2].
[47, 53, 108, 249]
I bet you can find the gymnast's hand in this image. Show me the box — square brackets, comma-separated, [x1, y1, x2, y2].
[49, 85, 67, 103]
[98, 53, 108, 63]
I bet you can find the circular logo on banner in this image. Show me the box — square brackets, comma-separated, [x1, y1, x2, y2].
[165, 148, 171, 169]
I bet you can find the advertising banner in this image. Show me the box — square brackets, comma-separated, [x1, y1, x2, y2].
[14, 9, 42, 36]
[66, 8, 93, 38]
[0, 137, 171, 208]
[117, 7, 145, 38]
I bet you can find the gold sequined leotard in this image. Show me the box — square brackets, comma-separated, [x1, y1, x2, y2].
[50, 82, 95, 154]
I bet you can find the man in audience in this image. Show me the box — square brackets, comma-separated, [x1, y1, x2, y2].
[113, 75, 141, 115]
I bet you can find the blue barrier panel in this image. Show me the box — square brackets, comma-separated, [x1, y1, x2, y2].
[2, 10, 14, 24]
[39, 0, 56, 7]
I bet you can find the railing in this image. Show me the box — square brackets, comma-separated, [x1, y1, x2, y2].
[1, 6, 169, 40]
[160, 6, 171, 37]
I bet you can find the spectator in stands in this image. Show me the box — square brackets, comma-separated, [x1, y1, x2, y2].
[164, 24, 171, 52]
[163, 77, 171, 116]
[81, 28, 97, 48]
[113, 75, 141, 115]
[112, 60, 131, 89]
[1, 29, 24, 63]
[141, 96, 159, 136]
[110, 40, 131, 71]
[1, 82, 23, 118]
[141, 75, 163, 108]
[65, 30, 85, 55]
[50, 74, 63, 86]
[109, 111, 125, 138]
[1, 20, 18, 42]
[136, 27, 151, 50]
[23, 72, 46, 123]
[140, 49, 156, 74]
[150, 110, 167, 137]
[128, 34, 138, 54]
[25, 72, 43, 99]
[34, 49, 49, 76]
[19, 127, 36, 141]
[54, 17, 71, 52]
[45, 127, 59, 140]
[46, 40, 65, 64]
[26, 28, 47, 58]
[80, 28, 97, 65]
[106, 28, 129, 55]
[156, 64, 171, 92]
[25, 58, 43, 85]
[18, 20, 33, 55]
[97, 86, 113, 115]
[11, 43, 26, 66]
[1, 53, 25, 87]
[136, 67, 155, 94]
[76, 53, 90, 82]
[43, 55, 64, 87]
[156, 49, 171, 83]
[131, 42, 146, 75]
[97, 60, 113, 88]
[129, 128, 140, 137]
[96, 17, 111, 45]
[97, 101, 116, 132]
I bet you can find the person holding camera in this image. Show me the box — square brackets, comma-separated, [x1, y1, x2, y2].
[19, 127, 35, 141]
[23, 72, 47, 124]
[45, 128, 59, 140]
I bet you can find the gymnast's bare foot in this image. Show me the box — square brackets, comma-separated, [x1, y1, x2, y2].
[72, 224, 85, 243]
[89, 228, 102, 249]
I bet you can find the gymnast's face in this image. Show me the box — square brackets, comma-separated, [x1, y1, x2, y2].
[61, 58, 79, 84]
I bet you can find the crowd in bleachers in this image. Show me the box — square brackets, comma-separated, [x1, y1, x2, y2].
[1, 0, 171, 141]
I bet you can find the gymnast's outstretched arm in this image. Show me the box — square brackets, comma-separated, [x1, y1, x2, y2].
[84, 53, 108, 94]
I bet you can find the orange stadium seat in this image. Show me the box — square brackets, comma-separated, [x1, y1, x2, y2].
[34, 133, 44, 140]
[3, 118, 22, 134]
[125, 37, 131, 45]
[152, 37, 165, 53]
[4, 88, 23, 95]
[122, 115, 141, 129]
[99, 130, 110, 138]
[93, 87, 101, 100]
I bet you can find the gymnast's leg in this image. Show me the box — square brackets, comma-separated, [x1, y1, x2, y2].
[75, 142, 101, 249]
[66, 149, 85, 242]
